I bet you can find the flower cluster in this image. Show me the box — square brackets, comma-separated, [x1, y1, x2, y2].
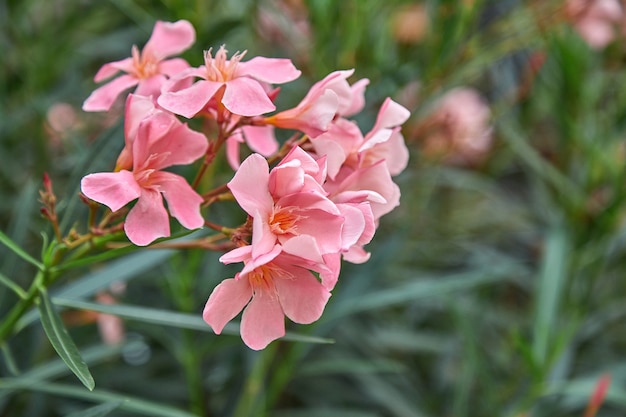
[80, 20, 409, 350]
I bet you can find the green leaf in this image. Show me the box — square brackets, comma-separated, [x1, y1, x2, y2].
[64, 401, 122, 417]
[0, 378, 196, 417]
[0, 229, 43, 271]
[532, 224, 569, 368]
[17, 249, 176, 331]
[37, 287, 95, 391]
[0, 271, 27, 299]
[52, 297, 335, 345]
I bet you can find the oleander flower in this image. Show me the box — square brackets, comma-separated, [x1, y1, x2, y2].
[158, 45, 301, 118]
[203, 244, 333, 350]
[228, 150, 349, 260]
[81, 100, 208, 245]
[566, 0, 623, 49]
[420, 87, 492, 166]
[83, 20, 196, 112]
[264, 70, 361, 137]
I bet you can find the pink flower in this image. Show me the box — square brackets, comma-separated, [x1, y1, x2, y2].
[203, 244, 332, 350]
[312, 98, 410, 179]
[421, 88, 492, 166]
[81, 100, 208, 246]
[157, 45, 301, 118]
[264, 70, 362, 137]
[567, 0, 623, 49]
[83, 20, 196, 112]
[228, 149, 348, 260]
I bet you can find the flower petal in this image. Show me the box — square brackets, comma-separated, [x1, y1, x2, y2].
[240, 288, 285, 350]
[222, 77, 276, 117]
[82, 74, 139, 112]
[152, 171, 204, 230]
[157, 80, 222, 118]
[241, 125, 278, 156]
[143, 20, 196, 60]
[124, 188, 170, 246]
[275, 268, 331, 324]
[227, 154, 273, 217]
[93, 58, 134, 83]
[203, 277, 252, 334]
[236, 57, 301, 84]
[81, 171, 141, 212]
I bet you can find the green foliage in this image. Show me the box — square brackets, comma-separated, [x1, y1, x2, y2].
[2, 0, 626, 416]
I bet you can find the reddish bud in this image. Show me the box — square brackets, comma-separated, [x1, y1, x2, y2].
[584, 374, 611, 417]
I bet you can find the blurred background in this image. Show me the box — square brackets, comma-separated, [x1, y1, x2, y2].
[3, 0, 626, 416]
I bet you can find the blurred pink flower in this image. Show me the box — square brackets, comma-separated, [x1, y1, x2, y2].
[81, 98, 207, 246]
[95, 292, 125, 346]
[203, 244, 332, 350]
[566, 0, 623, 49]
[158, 45, 301, 118]
[83, 20, 196, 112]
[421, 88, 492, 166]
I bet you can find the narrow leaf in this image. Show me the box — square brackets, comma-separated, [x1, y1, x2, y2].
[52, 297, 335, 344]
[0, 272, 27, 299]
[37, 288, 95, 391]
[0, 229, 43, 270]
[64, 401, 122, 417]
[0, 378, 196, 417]
[532, 224, 569, 367]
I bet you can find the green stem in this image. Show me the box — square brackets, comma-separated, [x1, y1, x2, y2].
[0, 270, 45, 344]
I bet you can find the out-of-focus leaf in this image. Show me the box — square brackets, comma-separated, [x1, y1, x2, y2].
[52, 297, 335, 345]
[532, 224, 569, 368]
[37, 287, 95, 391]
[64, 401, 122, 417]
[17, 249, 175, 331]
[0, 378, 196, 417]
[0, 229, 43, 271]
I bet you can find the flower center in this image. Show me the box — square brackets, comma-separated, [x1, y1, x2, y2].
[247, 263, 294, 294]
[131, 45, 159, 79]
[204, 45, 246, 82]
[269, 206, 303, 235]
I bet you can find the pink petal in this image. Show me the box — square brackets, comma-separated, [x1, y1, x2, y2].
[241, 125, 278, 156]
[342, 78, 370, 117]
[124, 94, 157, 142]
[222, 77, 276, 117]
[236, 57, 301, 84]
[203, 277, 252, 334]
[226, 133, 244, 170]
[251, 213, 278, 260]
[81, 171, 141, 212]
[269, 161, 305, 197]
[281, 235, 324, 263]
[153, 171, 204, 230]
[227, 154, 273, 217]
[143, 20, 196, 60]
[275, 268, 331, 324]
[94, 58, 135, 82]
[370, 98, 411, 133]
[144, 121, 208, 170]
[159, 58, 192, 77]
[336, 203, 366, 250]
[342, 246, 371, 264]
[269, 89, 339, 138]
[124, 188, 170, 246]
[157, 80, 222, 118]
[134, 75, 167, 99]
[220, 245, 253, 265]
[82, 74, 139, 112]
[240, 288, 285, 350]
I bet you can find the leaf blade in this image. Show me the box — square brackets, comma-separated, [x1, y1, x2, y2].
[37, 288, 95, 391]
